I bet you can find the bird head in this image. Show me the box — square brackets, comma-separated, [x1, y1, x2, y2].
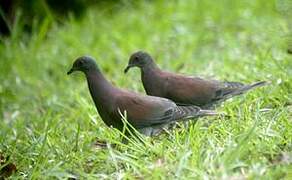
[124, 51, 153, 73]
[67, 56, 98, 75]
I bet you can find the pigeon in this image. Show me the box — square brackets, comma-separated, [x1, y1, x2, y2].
[124, 51, 267, 108]
[67, 56, 218, 136]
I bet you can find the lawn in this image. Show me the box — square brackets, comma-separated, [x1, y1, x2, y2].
[0, 0, 291, 179]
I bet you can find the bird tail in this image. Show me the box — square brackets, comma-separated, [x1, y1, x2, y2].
[223, 81, 245, 89]
[224, 81, 267, 97]
[174, 105, 218, 121]
[203, 81, 268, 109]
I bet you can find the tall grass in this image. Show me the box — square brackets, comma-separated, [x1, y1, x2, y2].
[0, 0, 291, 179]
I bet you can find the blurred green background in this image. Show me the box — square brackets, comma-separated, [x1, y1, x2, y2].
[0, 0, 291, 179]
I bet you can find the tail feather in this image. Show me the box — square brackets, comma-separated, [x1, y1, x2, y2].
[215, 81, 267, 100]
[245, 81, 267, 89]
[174, 105, 218, 121]
[204, 81, 268, 109]
[198, 109, 219, 116]
[226, 81, 267, 97]
[223, 81, 245, 89]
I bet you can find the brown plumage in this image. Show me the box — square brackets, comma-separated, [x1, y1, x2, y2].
[124, 51, 267, 108]
[67, 56, 218, 136]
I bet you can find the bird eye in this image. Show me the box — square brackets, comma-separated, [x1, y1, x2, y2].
[79, 60, 84, 66]
[134, 56, 139, 61]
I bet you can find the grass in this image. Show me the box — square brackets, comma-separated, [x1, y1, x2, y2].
[0, 0, 291, 179]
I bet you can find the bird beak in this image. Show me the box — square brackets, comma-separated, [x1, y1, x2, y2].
[124, 65, 133, 74]
[67, 68, 74, 75]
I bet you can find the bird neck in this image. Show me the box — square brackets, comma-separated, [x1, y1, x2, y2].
[141, 62, 160, 74]
[140, 62, 162, 94]
[85, 69, 116, 107]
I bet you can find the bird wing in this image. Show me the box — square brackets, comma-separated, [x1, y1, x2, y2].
[114, 91, 177, 129]
[212, 81, 245, 101]
[164, 73, 254, 106]
[163, 73, 218, 106]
